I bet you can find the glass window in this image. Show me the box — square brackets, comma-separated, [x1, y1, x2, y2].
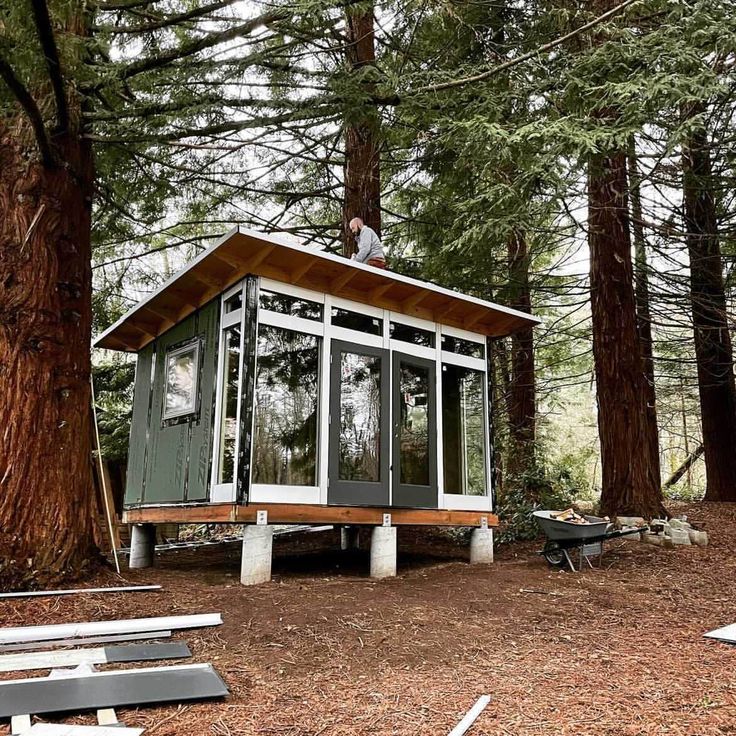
[225, 292, 242, 313]
[397, 362, 430, 485]
[163, 341, 200, 420]
[441, 334, 484, 359]
[339, 351, 382, 481]
[259, 289, 323, 321]
[217, 326, 241, 483]
[390, 321, 435, 348]
[442, 364, 486, 495]
[253, 325, 320, 485]
[331, 307, 383, 336]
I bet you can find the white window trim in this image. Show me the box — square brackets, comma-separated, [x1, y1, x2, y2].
[249, 484, 321, 505]
[442, 493, 492, 511]
[211, 482, 235, 503]
[260, 277, 325, 304]
[331, 294, 384, 318]
[389, 310, 437, 332]
[259, 310, 325, 336]
[441, 351, 486, 372]
[389, 340, 436, 362]
[329, 325, 384, 348]
[441, 324, 486, 344]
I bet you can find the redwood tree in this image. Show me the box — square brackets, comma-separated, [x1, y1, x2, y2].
[682, 104, 736, 502]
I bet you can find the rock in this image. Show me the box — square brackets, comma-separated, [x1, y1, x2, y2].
[643, 533, 663, 546]
[669, 518, 692, 531]
[617, 516, 646, 528]
[668, 528, 691, 545]
[688, 529, 709, 547]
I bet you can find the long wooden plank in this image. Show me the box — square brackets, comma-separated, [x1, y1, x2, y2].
[0, 664, 228, 718]
[27, 725, 144, 735]
[0, 586, 161, 600]
[0, 632, 172, 653]
[123, 503, 498, 527]
[0, 614, 222, 646]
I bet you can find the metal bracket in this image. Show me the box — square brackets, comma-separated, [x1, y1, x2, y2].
[382, 514, 391, 527]
[480, 516, 488, 530]
[256, 510, 268, 526]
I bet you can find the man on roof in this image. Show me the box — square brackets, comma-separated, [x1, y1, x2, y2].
[349, 217, 386, 269]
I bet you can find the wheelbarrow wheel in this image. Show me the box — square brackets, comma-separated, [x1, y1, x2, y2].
[543, 540, 566, 568]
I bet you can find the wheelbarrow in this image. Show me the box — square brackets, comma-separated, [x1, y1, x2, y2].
[532, 510, 643, 571]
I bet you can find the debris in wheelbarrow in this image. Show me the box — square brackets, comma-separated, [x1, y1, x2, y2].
[550, 508, 607, 525]
[532, 509, 643, 572]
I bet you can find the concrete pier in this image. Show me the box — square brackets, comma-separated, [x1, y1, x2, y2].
[370, 526, 397, 579]
[340, 525, 360, 551]
[129, 523, 156, 569]
[240, 524, 274, 585]
[470, 527, 494, 564]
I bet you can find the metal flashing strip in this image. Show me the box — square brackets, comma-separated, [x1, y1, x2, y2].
[0, 614, 222, 646]
[704, 623, 736, 643]
[0, 632, 172, 653]
[0, 642, 191, 673]
[0, 663, 228, 718]
[0, 586, 161, 600]
[27, 725, 144, 735]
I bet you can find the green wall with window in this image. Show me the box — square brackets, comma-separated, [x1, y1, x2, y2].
[124, 299, 220, 506]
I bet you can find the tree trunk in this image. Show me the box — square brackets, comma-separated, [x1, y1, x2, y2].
[506, 229, 536, 480]
[681, 105, 736, 501]
[342, 6, 381, 257]
[589, 150, 664, 518]
[628, 147, 662, 491]
[0, 127, 100, 588]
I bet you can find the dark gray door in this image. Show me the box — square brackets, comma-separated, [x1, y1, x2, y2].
[392, 352, 438, 508]
[328, 340, 390, 506]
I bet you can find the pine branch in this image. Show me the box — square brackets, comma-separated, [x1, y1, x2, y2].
[408, 0, 641, 97]
[30, 0, 68, 133]
[0, 54, 56, 166]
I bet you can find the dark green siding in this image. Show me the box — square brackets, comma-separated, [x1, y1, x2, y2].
[124, 299, 220, 506]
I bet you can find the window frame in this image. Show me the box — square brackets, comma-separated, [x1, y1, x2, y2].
[161, 337, 202, 424]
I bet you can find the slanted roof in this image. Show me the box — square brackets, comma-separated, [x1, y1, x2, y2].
[95, 227, 541, 352]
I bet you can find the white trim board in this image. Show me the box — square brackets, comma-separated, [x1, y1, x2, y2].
[27, 725, 144, 736]
[704, 624, 736, 643]
[0, 631, 172, 653]
[0, 614, 222, 645]
[0, 585, 161, 600]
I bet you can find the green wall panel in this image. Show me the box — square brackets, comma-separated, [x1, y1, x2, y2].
[124, 344, 154, 506]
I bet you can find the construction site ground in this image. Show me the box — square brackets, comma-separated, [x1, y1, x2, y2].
[2, 502, 735, 736]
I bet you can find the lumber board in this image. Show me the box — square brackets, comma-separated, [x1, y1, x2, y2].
[0, 664, 228, 718]
[0, 642, 191, 673]
[27, 726, 144, 736]
[0, 586, 160, 600]
[123, 503, 498, 528]
[704, 623, 736, 643]
[0, 614, 221, 646]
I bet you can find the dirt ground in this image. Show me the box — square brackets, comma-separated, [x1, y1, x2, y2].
[2, 502, 736, 736]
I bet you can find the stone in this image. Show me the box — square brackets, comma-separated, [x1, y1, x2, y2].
[688, 529, 709, 547]
[668, 528, 691, 545]
[617, 516, 646, 528]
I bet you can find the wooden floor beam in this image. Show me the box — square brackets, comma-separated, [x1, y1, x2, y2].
[123, 503, 497, 528]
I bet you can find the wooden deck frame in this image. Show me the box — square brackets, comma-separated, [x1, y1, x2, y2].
[123, 502, 498, 528]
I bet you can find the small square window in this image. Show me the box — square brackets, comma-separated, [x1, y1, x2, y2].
[163, 340, 200, 421]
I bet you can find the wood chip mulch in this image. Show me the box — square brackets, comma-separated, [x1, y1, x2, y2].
[1, 502, 736, 735]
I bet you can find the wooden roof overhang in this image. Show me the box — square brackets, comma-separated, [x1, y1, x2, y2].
[95, 227, 541, 352]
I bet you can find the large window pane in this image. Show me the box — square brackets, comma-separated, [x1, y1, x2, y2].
[259, 289, 323, 320]
[390, 322, 435, 348]
[331, 307, 383, 335]
[253, 326, 320, 485]
[217, 327, 240, 483]
[339, 351, 382, 481]
[163, 341, 199, 420]
[441, 335, 484, 359]
[442, 365, 486, 495]
[398, 363, 430, 485]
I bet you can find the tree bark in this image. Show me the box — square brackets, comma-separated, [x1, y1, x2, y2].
[589, 150, 664, 518]
[628, 148, 662, 492]
[0, 126, 99, 588]
[681, 105, 736, 501]
[342, 6, 381, 257]
[506, 229, 536, 480]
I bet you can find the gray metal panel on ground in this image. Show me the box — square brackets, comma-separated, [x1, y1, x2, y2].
[126, 343, 155, 505]
[0, 631, 172, 653]
[0, 663, 228, 718]
[143, 316, 197, 504]
[704, 623, 736, 643]
[105, 641, 190, 663]
[27, 725, 144, 735]
[186, 298, 219, 502]
[0, 585, 161, 600]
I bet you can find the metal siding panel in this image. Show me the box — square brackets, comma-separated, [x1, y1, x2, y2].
[186, 299, 220, 501]
[0, 664, 228, 718]
[143, 315, 199, 504]
[104, 641, 191, 663]
[125, 345, 154, 506]
[486, 336, 497, 509]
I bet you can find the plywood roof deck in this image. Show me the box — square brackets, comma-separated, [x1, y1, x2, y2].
[96, 227, 541, 352]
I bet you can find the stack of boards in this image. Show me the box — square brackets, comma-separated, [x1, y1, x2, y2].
[0, 586, 228, 735]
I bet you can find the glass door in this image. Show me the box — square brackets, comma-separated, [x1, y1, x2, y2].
[328, 340, 390, 506]
[392, 352, 438, 508]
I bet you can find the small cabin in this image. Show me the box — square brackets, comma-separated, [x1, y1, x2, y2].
[96, 228, 539, 581]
